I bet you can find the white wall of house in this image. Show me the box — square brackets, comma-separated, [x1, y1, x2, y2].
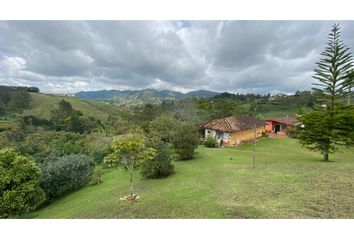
[205, 129, 231, 145]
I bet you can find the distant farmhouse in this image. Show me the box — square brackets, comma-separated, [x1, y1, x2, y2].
[200, 116, 266, 146]
[265, 116, 300, 138]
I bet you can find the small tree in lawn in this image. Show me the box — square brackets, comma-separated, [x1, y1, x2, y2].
[298, 24, 354, 161]
[104, 133, 156, 201]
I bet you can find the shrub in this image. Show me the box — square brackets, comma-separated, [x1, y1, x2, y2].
[90, 165, 103, 185]
[40, 154, 93, 201]
[140, 134, 174, 178]
[0, 149, 45, 218]
[204, 136, 218, 148]
[82, 133, 113, 164]
[286, 127, 298, 138]
[49, 132, 84, 156]
[261, 131, 269, 138]
[172, 123, 199, 160]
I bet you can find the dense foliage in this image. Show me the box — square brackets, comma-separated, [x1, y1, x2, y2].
[204, 136, 218, 148]
[40, 154, 94, 201]
[0, 149, 45, 218]
[172, 123, 200, 160]
[140, 133, 174, 178]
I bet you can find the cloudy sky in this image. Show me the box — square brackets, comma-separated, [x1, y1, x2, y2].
[0, 20, 353, 94]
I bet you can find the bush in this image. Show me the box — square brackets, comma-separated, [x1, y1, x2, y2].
[204, 136, 218, 148]
[140, 134, 174, 178]
[0, 149, 45, 218]
[17, 131, 85, 164]
[172, 123, 199, 160]
[40, 154, 93, 201]
[49, 132, 84, 156]
[286, 127, 298, 138]
[82, 133, 113, 164]
[90, 165, 103, 185]
[261, 131, 269, 137]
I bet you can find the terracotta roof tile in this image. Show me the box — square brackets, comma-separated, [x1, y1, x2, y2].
[201, 116, 265, 132]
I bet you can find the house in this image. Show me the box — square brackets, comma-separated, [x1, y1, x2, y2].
[265, 116, 300, 137]
[200, 116, 266, 146]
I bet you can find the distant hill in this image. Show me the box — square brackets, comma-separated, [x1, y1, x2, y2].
[75, 88, 219, 106]
[23, 93, 125, 121]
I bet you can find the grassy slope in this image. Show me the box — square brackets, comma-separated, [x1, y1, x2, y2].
[23, 93, 123, 121]
[27, 138, 354, 219]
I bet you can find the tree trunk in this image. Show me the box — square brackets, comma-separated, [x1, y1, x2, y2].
[129, 171, 133, 197]
[253, 123, 256, 168]
[323, 152, 329, 161]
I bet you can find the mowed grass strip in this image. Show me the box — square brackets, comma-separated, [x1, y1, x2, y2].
[27, 138, 354, 219]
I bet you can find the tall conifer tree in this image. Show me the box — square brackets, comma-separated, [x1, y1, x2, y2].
[298, 24, 354, 161]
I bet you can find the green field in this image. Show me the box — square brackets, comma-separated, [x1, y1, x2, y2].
[26, 138, 354, 219]
[23, 93, 124, 121]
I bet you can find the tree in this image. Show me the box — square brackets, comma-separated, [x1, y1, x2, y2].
[312, 24, 353, 111]
[50, 100, 90, 133]
[140, 132, 174, 178]
[58, 99, 73, 116]
[172, 123, 199, 160]
[50, 100, 72, 131]
[0, 100, 5, 116]
[148, 114, 178, 143]
[8, 90, 32, 113]
[104, 133, 156, 200]
[345, 70, 354, 105]
[173, 99, 203, 124]
[299, 24, 354, 161]
[0, 149, 45, 218]
[0, 86, 11, 105]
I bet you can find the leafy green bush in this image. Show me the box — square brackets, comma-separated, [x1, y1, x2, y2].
[0, 149, 45, 218]
[140, 134, 174, 178]
[49, 132, 84, 156]
[90, 165, 103, 185]
[172, 124, 199, 160]
[40, 154, 93, 201]
[204, 136, 218, 148]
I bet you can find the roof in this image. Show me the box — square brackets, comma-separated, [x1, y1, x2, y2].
[265, 116, 300, 126]
[200, 116, 266, 133]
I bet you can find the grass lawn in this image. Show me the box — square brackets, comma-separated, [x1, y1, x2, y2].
[27, 138, 354, 219]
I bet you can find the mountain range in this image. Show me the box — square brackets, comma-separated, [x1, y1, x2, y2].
[75, 89, 220, 106]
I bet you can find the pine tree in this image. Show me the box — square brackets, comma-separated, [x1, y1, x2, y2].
[312, 24, 353, 110]
[298, 24, 354, 161]
[345, 70, 354, 105]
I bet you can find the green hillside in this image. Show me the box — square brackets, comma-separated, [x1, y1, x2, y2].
[23, 93, 125, 121]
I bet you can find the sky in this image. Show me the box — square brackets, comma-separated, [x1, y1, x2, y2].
[0, 20, 354, 94]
